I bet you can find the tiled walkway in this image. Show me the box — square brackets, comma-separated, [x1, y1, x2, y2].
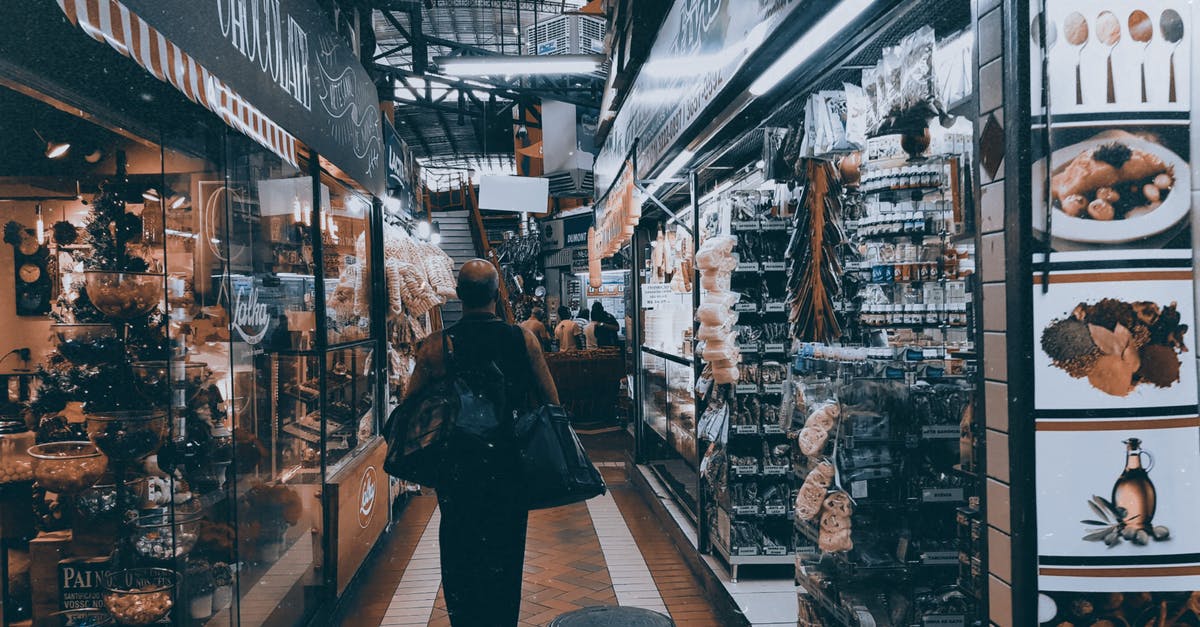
[336, 440, 725, 627]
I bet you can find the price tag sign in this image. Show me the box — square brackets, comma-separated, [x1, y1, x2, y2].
[920, 425, 960, 440]
[762, 261, 787, 272]
[641, 283, 673, 310]
[922, 488, 965, 503]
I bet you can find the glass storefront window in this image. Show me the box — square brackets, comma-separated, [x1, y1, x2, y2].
[321, 176, 374, 347]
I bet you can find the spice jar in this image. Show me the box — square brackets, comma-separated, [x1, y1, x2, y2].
[0, 419, 35, 484]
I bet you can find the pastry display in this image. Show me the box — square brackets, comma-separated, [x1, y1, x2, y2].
[1050, 142, 1175, 221]
[1042, 298, 1189, 396]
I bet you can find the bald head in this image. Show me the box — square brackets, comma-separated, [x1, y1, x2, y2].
[457, 259, 500, 310]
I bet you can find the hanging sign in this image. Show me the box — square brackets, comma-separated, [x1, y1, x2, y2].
[594, 0, 801, 194]
[56, 0, 385, 195]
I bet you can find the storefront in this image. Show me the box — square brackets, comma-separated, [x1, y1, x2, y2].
[0, 0, 404, 625]
[591, 0, 989, 623]
[588, 0, 1200, 624]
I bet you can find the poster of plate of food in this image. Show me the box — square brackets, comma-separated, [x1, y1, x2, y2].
[1032, 131, 1189, 248]
[1032, 252, 1196, 411]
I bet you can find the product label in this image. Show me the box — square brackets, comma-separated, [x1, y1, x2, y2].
[851, 480, 869, 499]
[762, 545, 788, 556]
[734, 505, 760, 516]
[735, 262, 760, 273]
[59, 557, 112, 612]
[732, 464, 758, 475]
[733, 546, 761, 557]
[922, 488, 965, 503]
[763, 342, 787, 353]
[763, 301, 786, 313]
[762, 424, 785, 435]
[920, 425, 961, 440]
[762, 383, 785, 395]
[733, 424, 759, 435]
[921, 551, 961, 565]
[762, 262, 787, 272]
[734, 302, 759, 313]
[763, 465, 788, 476]
[735, 384, 759, 394]
[738, 343, 759, 353]
[923, 616, 965, 627]
[761, 220, 789, 232]
[731, 220, 760, 231]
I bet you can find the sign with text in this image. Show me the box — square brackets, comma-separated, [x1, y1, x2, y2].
[640, 283, 673, 310]
[60, 0, 384, 194]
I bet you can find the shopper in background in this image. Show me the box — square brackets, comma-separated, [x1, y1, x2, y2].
[554, 305, 582, 351]
[519, 306, 551, 352]
[404, 259, 559, 627]
[591, 301, 620, 348]
[577, 307, 596, 349]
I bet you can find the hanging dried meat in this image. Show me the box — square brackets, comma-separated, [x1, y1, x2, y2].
[786, 159, 846, 343]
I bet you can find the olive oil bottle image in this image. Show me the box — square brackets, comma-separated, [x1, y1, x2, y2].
[1112, 438, 1156, 532]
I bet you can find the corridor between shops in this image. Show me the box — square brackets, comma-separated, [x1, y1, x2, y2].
[335, 435, 726, 627]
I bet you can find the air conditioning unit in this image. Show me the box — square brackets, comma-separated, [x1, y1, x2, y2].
[524, 14, 606, 57]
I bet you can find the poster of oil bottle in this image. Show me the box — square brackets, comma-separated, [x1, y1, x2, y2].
[1036, 425, 1200, 592]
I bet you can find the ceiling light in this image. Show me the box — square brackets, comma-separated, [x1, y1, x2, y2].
[142, 188, 161, 203]
[749, 0, 874, 96]
[416, 219, 431, 239]
[35, 204, 45, 245]
[383, 196, 403, 214]
[168, 194, 189, 210]
[34, 129, 70, 159]
[83, 147, 105, 164]
[430, 221, 442, 245]
[437, 54, 602, 76]
[644, 149, 695, 197]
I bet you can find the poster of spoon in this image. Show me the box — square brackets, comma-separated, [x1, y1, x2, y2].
[1030, 0, 1190, 115]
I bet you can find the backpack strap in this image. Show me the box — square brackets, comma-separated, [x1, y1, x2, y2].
[441, 329, 457, 377]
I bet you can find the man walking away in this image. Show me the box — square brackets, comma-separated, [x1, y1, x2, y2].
[404, 259, 559, 626]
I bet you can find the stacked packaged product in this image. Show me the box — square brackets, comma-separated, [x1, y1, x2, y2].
[695, 235, 740, 384]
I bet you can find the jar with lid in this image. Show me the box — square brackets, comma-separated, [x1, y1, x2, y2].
[0, 419, 35, 484]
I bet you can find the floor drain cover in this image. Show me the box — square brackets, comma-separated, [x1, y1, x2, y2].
[548, 606, 674, 626]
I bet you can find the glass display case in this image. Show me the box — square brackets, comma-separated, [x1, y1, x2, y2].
[0, 69, 385, 627]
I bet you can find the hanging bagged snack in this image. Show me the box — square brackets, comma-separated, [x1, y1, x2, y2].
[587, 226, 602, 289]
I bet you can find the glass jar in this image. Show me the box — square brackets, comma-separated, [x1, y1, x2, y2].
[0, 420, 35, 484]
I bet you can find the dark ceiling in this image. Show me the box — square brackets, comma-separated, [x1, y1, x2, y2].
[370, 0, 606, 168]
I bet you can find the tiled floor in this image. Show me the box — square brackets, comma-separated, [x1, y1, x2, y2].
[334, 436, 725, 627]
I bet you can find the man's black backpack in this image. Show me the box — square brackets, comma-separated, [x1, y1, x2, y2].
[382, 330, 508, 488]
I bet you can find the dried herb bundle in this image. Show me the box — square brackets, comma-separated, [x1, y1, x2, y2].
[786, 159, 846, 343]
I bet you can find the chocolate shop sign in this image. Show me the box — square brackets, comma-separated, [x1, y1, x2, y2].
[58, 0, 384, 196]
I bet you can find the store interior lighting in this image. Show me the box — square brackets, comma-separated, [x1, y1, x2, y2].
[35, 203, 44, 244]
[33, 128, 70, 159]
[643, 149, 695, 197]
[430, 221, 442, 245]
[748, 0, 875, 96]
[437, 54, 602, 76]
[168, 194, 189, 210]
[142, 188, 161, 203]
[415, 219, 432, 240]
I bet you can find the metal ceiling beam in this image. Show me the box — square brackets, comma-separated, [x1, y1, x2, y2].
[375, 63, 597, 109]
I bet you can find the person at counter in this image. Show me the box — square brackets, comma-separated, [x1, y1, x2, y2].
[554, 305, 582, 352]
[403, 259, 560, 627]
[590, 302, 620, 348]
[519, 307, 551, 352]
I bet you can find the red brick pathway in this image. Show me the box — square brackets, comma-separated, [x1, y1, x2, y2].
[335, 433, 724, 627]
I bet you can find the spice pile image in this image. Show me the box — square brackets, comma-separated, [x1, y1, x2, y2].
[1041, 298, 1189, 397]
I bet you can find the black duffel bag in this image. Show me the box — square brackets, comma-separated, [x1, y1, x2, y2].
[513, 404, 606, 510]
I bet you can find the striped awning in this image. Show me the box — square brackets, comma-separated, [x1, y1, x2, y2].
[55, 0, 299, 166]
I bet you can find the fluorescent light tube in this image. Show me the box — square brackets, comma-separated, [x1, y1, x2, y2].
[438, 54, 602, 76]
[749, 0, 874, 96]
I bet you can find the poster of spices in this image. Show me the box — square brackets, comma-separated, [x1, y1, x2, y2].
[1036, 426, 1200, 594]
[1032, 251, 1196, 412]
[1030, 0, 1191, 116]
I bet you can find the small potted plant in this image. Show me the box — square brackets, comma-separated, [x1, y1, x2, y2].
[211, 562, 233, 613]
[184, 559, 214, 620]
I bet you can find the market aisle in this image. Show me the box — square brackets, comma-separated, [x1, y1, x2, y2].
[336, 459, 725, 626]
